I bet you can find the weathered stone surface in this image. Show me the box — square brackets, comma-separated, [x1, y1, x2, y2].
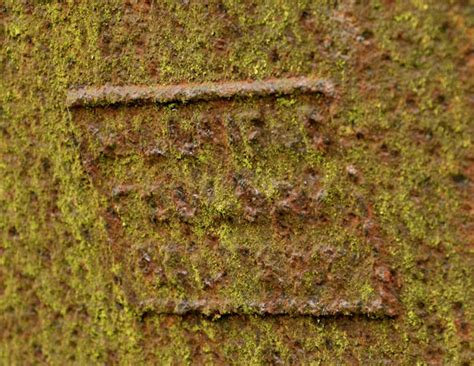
[72, 87, 400, 317]
[1, 1, 472, 364]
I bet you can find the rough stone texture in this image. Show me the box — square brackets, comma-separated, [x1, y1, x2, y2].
[1, 1, 473, 364]
[73, 91, 399, 318]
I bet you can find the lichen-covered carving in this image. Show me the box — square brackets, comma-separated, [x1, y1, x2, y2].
[1, 1, 471, 364]
[72, 93, 400, 317]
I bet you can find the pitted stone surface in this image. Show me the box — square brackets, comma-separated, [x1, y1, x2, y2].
[71, 81, 399, 317]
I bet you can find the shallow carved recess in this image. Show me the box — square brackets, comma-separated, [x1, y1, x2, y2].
[70, 79, 400, 317]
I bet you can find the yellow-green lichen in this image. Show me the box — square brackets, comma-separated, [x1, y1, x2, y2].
[1, 0, 472, 364]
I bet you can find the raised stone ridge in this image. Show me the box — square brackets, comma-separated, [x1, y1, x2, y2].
[67, 77, 335, 107]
